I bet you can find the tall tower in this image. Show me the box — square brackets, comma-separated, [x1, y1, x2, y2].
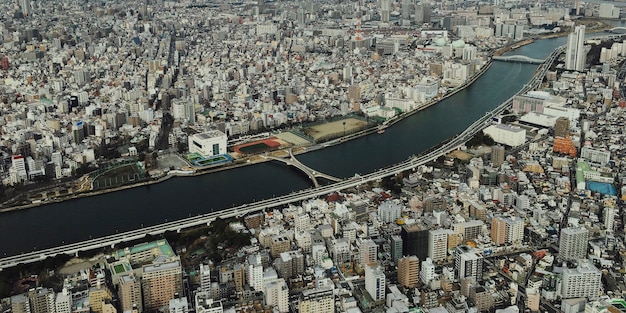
[355, 16, 363, 42]
[398, 256, 419, 288]
[559, 227, 589, 261]
[565, 25, 586, 71]
[574, 0, 581, 15]
[381, 0, 391, 23]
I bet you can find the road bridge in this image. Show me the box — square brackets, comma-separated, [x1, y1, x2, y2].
[262, 149, 342, 187]
[493, 55, 545, 64]
[0, 42, 569, 271]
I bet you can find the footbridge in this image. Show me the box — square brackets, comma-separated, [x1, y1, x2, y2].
[609, 27, 626, 33]
[263, 149, 343, 187]
[493, 55, 545, 64]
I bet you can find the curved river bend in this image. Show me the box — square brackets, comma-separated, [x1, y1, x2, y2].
[0, 37, 569, 257]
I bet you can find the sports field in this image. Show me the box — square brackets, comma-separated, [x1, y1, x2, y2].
[234, 138, 282, 155]
[303, 118, 368, 141]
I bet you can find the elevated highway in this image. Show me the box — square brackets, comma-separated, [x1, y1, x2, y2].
[0, 44, 567, 271]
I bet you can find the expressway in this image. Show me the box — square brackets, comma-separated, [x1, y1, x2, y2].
[0, 45, 565, 271]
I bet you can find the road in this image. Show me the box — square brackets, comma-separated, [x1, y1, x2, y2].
[0, 44, 566, 271]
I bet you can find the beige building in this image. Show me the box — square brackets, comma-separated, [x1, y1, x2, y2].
[88, 287, 113, 313]
[398, 256, 420, 288]
[118, 274, 142, 313]
[491, 217, 507, 245]
[271, 235, 291, 258]
[142, 256, 183, 311]
[299, 288, 334, 313]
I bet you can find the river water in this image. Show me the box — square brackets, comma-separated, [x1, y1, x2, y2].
[0, 36, 570, 257]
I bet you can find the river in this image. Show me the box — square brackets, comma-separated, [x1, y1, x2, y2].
[0, 36, 569, 257]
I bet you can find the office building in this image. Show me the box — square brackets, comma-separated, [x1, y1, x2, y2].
[398, 256, 419, 288]
[561, 261, 601, 299]
[492, 145, 505, 166]
[428, 228, 449, 262]
[401, 224, 429, 262]
[455, 245, 483, 282]
[381, 0, 391, 23]
[118, 274, 142, 313]
[559, 227, 589, 261]
[188, 131, 227, 157]
[142, 257, 183, 311]
[565, 25, 586, 71]
[365, 264, 386, 301]
[264, 278, 289, 313]
[554, 117, 570, 138]
[390, 235, 403, 264]
[274, 251, 305, 279]
[299, 288, 334, 313]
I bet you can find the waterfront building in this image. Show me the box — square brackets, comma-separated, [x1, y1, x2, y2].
[188, 131, 227, 157]
[565, 25, 586, 71]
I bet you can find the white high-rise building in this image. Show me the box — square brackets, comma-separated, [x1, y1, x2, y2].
[420, 258, 436, 285]
[199, 264, 211, 294]
[505, 216, 524, 244]
[11, 155, 28, 182]
[565, 25, 586, 71]
[381, 0, 391, 23]
[365, 263, 386, 301]
[559, 227, 589, 261]
[455, 245, 483, 282]
[55, 289, 72, 313]
[561, 260, 601, 299]
[603, 207, 615, 233]
[247, 254, 264, 291]
[264, 278, 289, 313]
[428, 229, 449, 262]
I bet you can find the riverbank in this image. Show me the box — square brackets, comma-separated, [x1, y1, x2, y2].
[0, 38, 537, 214]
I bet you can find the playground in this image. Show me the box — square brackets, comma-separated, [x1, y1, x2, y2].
[303, 117, 368, 141]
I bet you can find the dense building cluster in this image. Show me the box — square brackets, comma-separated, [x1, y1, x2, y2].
[2, 0, 626, 313]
